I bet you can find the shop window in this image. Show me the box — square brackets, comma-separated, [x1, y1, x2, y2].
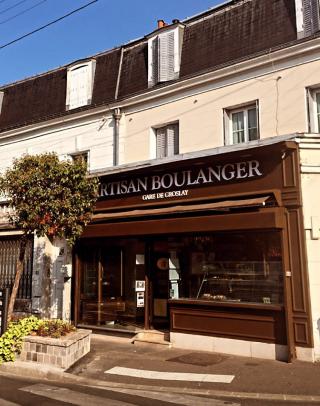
[66, 60, 96, 110]
[307, 87, 320, 132]
[224, 102, 259, 145]
[148, 25, 183, 87]
[167, 231, 283, 305]
[154, 123, 179, 159]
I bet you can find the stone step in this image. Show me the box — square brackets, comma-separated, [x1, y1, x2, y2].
[131, 330, 172, 348]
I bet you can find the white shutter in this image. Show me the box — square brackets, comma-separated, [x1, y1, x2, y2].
[156, 127, 166, 158]
[66, 62, 95, 110]
[303, 0, 320, 36]
[159, 31, 175, 82]
[166, 124, 179, 157]
[0, 92, 3, 115]
[148, 37, 159, 86]
[306, 88, 318, 132]
[223, 109, 231, 145]
[255, 99, 260, 139]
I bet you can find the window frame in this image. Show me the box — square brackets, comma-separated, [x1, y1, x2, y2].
[69, 151, 90, 170]
[147, 25, 184, 87]
[224, 101, 260, 146]
[152, 122, 179, 159]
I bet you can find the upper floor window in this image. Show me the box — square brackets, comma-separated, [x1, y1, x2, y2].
[296, 0, 320, 37]
[70, 151, 89, 169]
[148, 25, 184, 87]
[155, 123, 179, 159]
[224, 103, 259, 145]
[66, 60, 96, 110]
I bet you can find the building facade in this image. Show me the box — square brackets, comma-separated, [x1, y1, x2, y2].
[1, 0, 320, 361]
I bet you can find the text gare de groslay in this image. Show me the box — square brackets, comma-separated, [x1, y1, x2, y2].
[100, 160, 263, 197]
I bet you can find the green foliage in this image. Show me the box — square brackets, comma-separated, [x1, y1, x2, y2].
[0, 316, 42, 363]
[34, 319, 76, 339]
[0, 153, 98, 244]
[0, 317, 77, 363]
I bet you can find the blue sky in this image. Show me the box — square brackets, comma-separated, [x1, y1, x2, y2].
[0, 0, 222, 86]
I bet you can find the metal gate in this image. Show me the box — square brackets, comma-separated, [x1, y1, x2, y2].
[0, 237, 33, 299]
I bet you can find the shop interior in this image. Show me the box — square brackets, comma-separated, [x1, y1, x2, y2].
[76, 230, 283, 332]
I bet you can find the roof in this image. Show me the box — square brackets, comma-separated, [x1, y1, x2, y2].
[0, 0, 298, 133]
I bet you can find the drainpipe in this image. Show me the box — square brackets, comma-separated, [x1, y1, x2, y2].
[113, 108, 121, 166]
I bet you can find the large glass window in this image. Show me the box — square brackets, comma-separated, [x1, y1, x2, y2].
[168, 231, 283, 305]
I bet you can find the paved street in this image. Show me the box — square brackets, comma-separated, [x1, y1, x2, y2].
[1, 374, 320, 406]
[2, 334, 320, 405]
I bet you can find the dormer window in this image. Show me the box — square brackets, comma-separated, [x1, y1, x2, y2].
[296, 0, 320, 37]
[148, 25, 184, 87]
[0, 91, 4, 115]
[66, 60, 96, 110]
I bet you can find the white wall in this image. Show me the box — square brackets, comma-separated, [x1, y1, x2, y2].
[0, 113, 114, 173]
[300, 143, 320, 361]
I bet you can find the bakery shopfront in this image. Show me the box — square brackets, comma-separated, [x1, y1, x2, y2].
[74, 138, 313, 362]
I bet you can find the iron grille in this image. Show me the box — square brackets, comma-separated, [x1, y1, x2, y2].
[0, 237, 33, 299]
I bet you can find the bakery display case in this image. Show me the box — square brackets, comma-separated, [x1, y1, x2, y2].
[195, 260, 283, 304]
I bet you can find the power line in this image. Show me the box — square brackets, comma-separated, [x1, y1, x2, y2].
[0, 0, 48, 25]
[0, 0, 29, 16]
[0, 0, 98, 50]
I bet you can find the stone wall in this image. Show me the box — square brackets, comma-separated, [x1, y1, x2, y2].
[19, 329, 91, 370]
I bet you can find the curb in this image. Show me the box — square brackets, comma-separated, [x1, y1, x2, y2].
[1, 362, 320, 403]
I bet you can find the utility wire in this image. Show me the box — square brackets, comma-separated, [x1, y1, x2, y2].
[0, 0, 98, 50]
[0, 0, 29, 16]
[0, 0, 48, 25]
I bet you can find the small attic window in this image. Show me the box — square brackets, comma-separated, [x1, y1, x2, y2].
[148, 25, 184, 87]
[66, 60, 96, 110]
[296, 0, 320, 37]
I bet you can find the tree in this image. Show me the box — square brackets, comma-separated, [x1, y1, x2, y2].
[0, 153, 99, 322]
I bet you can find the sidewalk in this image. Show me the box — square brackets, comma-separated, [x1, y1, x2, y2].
[69, 334, 320, 395]
[1, 333, 320, 403]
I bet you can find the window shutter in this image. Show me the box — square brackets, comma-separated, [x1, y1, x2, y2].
[151, 37, 159, 86]
[159, 31, 175, 82]
[303, 0, 320, 36]
[166, 124, 179, 157]
[66, 63, 95, 110]
[223, 110, 230, 145]
[156, 127, 166, 158]
[306, 88, 318, 132]
[255, 100, 260, 139]
[0, 92, 4, 115]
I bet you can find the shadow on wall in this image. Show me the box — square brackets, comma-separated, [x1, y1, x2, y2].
[31, 237, 70, 320]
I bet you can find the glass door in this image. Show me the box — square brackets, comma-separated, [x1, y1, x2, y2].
[77, 238, 146, 331]
[151, 240, 170, 329]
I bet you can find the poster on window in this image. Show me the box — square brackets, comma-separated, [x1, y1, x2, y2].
[136, 292, 145, 307]
[135, 280, 145, 292]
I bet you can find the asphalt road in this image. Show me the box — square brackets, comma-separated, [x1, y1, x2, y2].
[1, 374, 320, 406]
